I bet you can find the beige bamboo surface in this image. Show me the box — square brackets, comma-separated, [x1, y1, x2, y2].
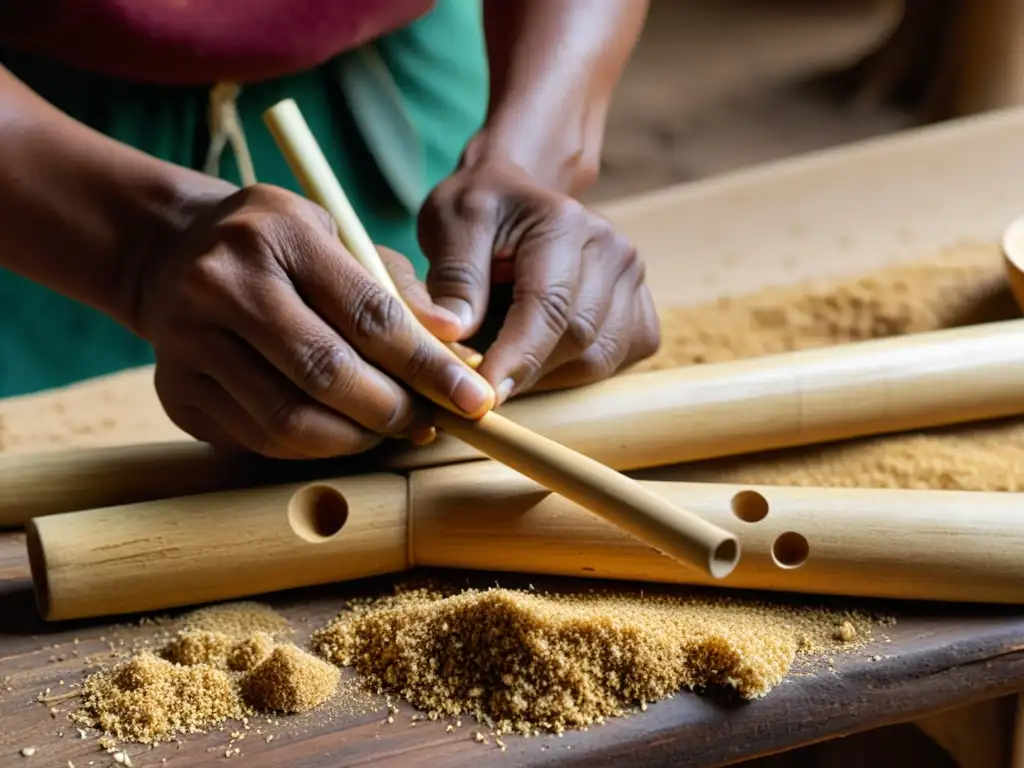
[7, 315, 1024, 528]
[26, 458, 1024, 621]
[27, 473, 408, 621]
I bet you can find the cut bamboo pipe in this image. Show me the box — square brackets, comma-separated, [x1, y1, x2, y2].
[8, 316, 1024, 527]
[26, 460, 1024, 621]
[26, 473, 409, 621]
[261, 97, 738, 580]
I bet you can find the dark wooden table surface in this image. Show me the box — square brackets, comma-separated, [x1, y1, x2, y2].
[2, 531, 1023, 768]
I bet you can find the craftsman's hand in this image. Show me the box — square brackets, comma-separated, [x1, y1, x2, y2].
[132, 184, 495, 459]
[418, 157, 661, 404]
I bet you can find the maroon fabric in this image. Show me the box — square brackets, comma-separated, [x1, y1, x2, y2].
[0, 0, 435, 84]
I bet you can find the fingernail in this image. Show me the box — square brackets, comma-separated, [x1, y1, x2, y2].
[409, 426, 437, 446]
[437, 298, 474, 329]
[433, 305, 462, 327]
[446, 366, 494, 416]
[495, 378, 515, 405]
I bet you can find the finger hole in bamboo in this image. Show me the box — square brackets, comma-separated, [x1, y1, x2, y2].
[731, 490, 769, 523]
[288, 484, 349, 543]
[771, 531, 809, 569]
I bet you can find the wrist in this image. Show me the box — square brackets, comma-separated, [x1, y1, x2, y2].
[467, 94, 603, 196]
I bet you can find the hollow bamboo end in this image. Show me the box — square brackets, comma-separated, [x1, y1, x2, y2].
[1002, 216, 1024, 313]
[708, 536, 741, 580]
[24, 520, 52, 621]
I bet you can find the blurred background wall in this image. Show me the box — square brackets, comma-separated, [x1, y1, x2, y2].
[589, 0, 1024, 202]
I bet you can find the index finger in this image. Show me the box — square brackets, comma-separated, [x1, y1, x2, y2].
[295, 239, 497, 419]
[475, 231, 584, 402]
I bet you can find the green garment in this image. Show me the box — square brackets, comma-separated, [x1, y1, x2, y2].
[0, 0, 488, 399]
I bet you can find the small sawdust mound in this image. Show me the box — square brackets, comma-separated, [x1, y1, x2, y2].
[227, 633, 278, 672]
[71, 652, 247, 744]
[160, 630, 276, 672]
[312, 587, 882, 735]
[179, 602, 292, 637]
[241, 645, 340, 713]
[73, 602, 339, 744]
[159, 631, 234, 668]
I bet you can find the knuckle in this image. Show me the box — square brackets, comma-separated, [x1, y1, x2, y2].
[292, 338, 356, 398]
[580, 336, 625, 380]
[179, 252, 237, 308]
[402, 338, 434, 386]
[565, 309, 601, 351]
[530, 282, 575, 336]
[553, 197, 587, 227]
[430, 258, 488, 293]
[518, 350, 546, 382]
[349, 277, 406, 341]
[264, 399, 310, 445]
[453, 187, 500, 224]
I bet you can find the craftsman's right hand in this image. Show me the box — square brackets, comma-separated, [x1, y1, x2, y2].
[131, 184, 496, 459]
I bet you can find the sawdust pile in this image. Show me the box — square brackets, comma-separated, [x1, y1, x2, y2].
[312, 587, 885, 735]
[71, 603, 339, 744]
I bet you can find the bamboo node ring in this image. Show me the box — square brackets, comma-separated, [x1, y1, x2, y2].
[288, 484, 349, 542]
[771, 531, 809, 569]
[730, 490, 769, 523]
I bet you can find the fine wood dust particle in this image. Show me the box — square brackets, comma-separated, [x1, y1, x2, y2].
[633, 242, 1024, 491]
[311, 587, 883, 736]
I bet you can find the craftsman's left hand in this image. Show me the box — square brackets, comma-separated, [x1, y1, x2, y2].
[416, 157, 661, 404]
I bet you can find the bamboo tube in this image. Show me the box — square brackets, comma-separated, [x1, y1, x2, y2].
[390, 316, 1024, 472]
[0, 441, 349, 528]
[261, 98, 738, 580]
[411, 461, 1024, 605]
[26, 473, 408, 621]
[27, 459, 1024, 621]
[8, 315, 1024, 526]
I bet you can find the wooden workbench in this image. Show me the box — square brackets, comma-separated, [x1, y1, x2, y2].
[3, 107, 1024, 766]
[3, 538, 1024, 768]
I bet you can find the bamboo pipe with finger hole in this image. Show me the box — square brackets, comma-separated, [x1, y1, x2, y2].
[261, 97, 738, 580]
[26, 459, 1024, 622]
[8, 315, 1024, 526]
[7, 225, 1024, 526]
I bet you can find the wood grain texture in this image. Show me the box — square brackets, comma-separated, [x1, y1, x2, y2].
[3, 533, 1024, 767]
